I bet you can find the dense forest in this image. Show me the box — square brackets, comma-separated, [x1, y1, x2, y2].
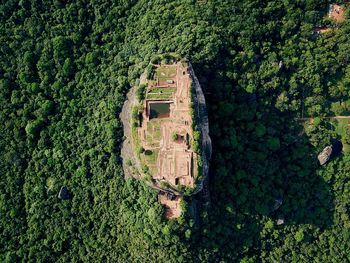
[1, 0, 350, 262]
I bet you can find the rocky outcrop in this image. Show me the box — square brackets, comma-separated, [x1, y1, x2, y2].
[318, 140, 343, 166]
[120, 85, 142, 179]
[188, 63, 212, 194]
[318, 146, 332, 165]
[120, 63, 212, 196]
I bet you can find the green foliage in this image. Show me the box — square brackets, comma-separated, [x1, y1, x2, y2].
[294, 229, 305, 243]
[137, 84, 147, 102]
[25, 119, 44, 137]
[85, 51, 100, 67]
[255, 123, 266, 137]
[345, 128, 350, 145]
[267, 137, 280, 151]
[172, 132, 178, 141]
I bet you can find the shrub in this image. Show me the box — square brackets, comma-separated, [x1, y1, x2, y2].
[172, 132, 178, 141]
[139, 147, 145, 154]
[137, 84, 147, 101]
[144, 149, 153, 155]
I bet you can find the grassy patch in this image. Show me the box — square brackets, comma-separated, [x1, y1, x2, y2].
[147, 80, 157, 86]
[147, 93, 173, 100]
[140, 148, 159, 176]
[149, 87, 176, 93]
[131, 106, 141, 157]
[330, 99, 350, 115]
[156, 66, 176, 80]
[331, 118, 350, 153]
[147, 87, 175, 100]
[146, 120, 162, 146]
[144, 149, 158, 165]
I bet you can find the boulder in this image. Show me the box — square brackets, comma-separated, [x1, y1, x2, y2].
[273, 198, 283, 211]
[318, 140, 342, 165]
[276, 218, 285, 225]
[58, 186, 70, 200]
[318, 146, 332, 165]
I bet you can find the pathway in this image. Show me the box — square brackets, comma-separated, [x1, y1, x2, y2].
[297, 116, 350, 121]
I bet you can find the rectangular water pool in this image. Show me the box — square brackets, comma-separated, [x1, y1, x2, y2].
[149, 102, 171, 119]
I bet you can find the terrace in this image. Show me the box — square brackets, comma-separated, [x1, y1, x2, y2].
[137, 62, 196, 190]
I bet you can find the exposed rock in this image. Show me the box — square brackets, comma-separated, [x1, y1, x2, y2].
[120, 85, 143, 180]
[318, 146, 332, 165]
[58, 186, 70, 200]
[273, 198, 283, 211]
[328, 3, 346, 23]
[276, 218, 285, 225]
[318, 140, 342, 165]
[188, 63, 212, 194]
[278, 60, 283, 69]
[120, 59, 211, 221]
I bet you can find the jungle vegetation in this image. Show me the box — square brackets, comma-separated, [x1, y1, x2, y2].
[1, 0, 350, 262]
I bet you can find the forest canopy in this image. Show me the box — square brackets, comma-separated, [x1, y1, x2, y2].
[1, 0, 350, 262]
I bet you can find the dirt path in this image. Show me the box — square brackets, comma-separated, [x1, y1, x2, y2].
[297, 116, 350, 121]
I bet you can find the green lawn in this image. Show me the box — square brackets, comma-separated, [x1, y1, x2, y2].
[146, 120, 162, 146]
[147, 86, 175, 100]
[332, 118, 350, 153]
[156, 66, 176, 80]
[144, 149, 158, 165]
[147, 93, 173, 100]
[149, 87, 176, 93]
[140, 146, 159, 176]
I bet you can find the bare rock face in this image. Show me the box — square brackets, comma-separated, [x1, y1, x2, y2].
[318, 146, 332, 165]
[272, 198, 283, 211]
[120, 85, 142, 180]
[58, 186, 70, 200]
[276, 218, 285, 225]
[188, 63, 212, 194]
[318, 140, 343, 166]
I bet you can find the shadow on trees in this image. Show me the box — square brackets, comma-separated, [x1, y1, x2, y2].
[191, 60, 335, 259]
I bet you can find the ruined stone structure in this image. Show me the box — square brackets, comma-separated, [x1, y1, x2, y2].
[137, 62, 197, 190]
[120, 57, 211, 219]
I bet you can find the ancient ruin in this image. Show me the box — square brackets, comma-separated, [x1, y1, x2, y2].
[328, 3, 346, 23]
[138, 62, 197, 189]
[120, 55, 211, 219]
[312, 3, 347, 35]
[158, 193, 182, 219]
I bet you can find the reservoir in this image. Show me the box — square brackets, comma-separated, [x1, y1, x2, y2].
[149, 102, 171, 119]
